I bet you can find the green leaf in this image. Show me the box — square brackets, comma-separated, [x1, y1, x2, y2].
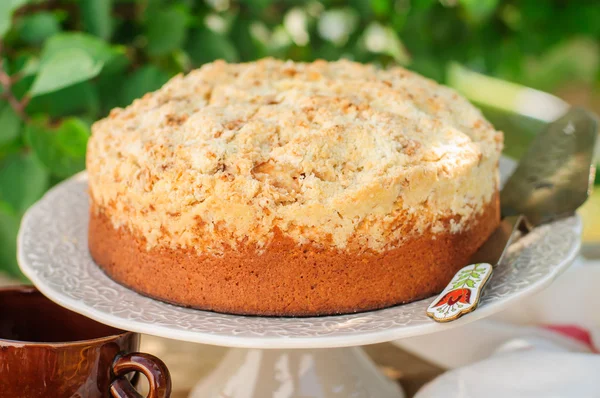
[29, 48, 103, 97]
[230, 17, 268, 61]
[27, 81, 100, 118]
[471, 272, 480, 278]
[40, 32, 123, 65]
[17, 12, 61, 44]
[56, 118, 89, 157]
[459, 0, 499, 23]
[97, 71, 126, 113]
[101, 51, 130, 76]
[0, 202, 20, 276]
[81, 0, 112, 40]
[411, 0, 436, 10]
[26, 118, 89, 178]
[0, 152, 49, 212]
[95, 51, 129, 113]
[142, 0, 166, 20]
[371, 0, 392, 17]
[0, 103, 21, 146]
[348, 0, 373, 16]
[119, 65, 169, 107]
[0, 137, 21, 158]
[11, 73, 34, 101]
[146, 6, 188, 56]
[0, 0, 29, 38]
[11, 53, 39, 77]
[172, 48, 192, 73]
[466, 279, 475, 288]
[186, 28, 239, 65]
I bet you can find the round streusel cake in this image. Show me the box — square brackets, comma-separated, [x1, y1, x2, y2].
[87, 58, 502, 316]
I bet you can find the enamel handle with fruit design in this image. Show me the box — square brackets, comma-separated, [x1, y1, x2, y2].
[426, 263, 494, 322]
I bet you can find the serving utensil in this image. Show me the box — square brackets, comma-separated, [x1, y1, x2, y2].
[427, 107, 598, 322]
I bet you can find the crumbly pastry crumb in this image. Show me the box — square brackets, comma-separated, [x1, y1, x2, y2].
[87, 58, 502, 254]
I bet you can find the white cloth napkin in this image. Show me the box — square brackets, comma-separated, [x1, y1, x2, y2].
[415, 349, 600, 398]
[394, 256, 600, 397]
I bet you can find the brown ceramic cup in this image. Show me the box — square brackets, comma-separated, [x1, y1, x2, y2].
[0, 286, 172, 398]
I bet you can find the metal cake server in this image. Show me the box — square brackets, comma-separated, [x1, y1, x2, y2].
[426, 107, 598, 323]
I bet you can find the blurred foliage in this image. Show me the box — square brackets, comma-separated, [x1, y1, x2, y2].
[0, 0, 599, 276]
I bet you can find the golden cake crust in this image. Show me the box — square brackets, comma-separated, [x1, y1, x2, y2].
[89, 193, 499, 316]
[87, 58, 503, 254]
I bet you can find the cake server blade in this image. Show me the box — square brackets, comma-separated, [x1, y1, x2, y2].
[501, 107, 598, 226]
[427, 107, 598, 323]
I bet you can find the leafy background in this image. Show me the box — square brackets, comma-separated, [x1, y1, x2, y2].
[0, 0, 599, 277]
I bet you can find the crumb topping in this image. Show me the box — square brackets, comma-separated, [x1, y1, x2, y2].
[87, 58, 502, 253]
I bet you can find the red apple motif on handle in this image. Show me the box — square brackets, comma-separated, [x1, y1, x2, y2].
[433, 288, 471, 307]
[426, 262, 493, 322]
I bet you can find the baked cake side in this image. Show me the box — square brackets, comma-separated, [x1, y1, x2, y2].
[87, 58, 502, 316]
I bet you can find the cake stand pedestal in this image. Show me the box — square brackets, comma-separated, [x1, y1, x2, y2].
[189, 347, 404, 397]
[17, 174, 582, 397]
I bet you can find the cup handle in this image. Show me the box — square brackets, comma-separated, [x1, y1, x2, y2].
[110, 352, 172, 398]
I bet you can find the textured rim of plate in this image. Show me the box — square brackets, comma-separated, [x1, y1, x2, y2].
[17, 171, 581, 349]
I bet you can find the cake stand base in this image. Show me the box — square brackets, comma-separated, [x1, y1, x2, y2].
[189, 346, 405, 398]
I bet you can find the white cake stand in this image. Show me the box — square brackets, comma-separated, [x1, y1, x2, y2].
[18, 171, 581, 398]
